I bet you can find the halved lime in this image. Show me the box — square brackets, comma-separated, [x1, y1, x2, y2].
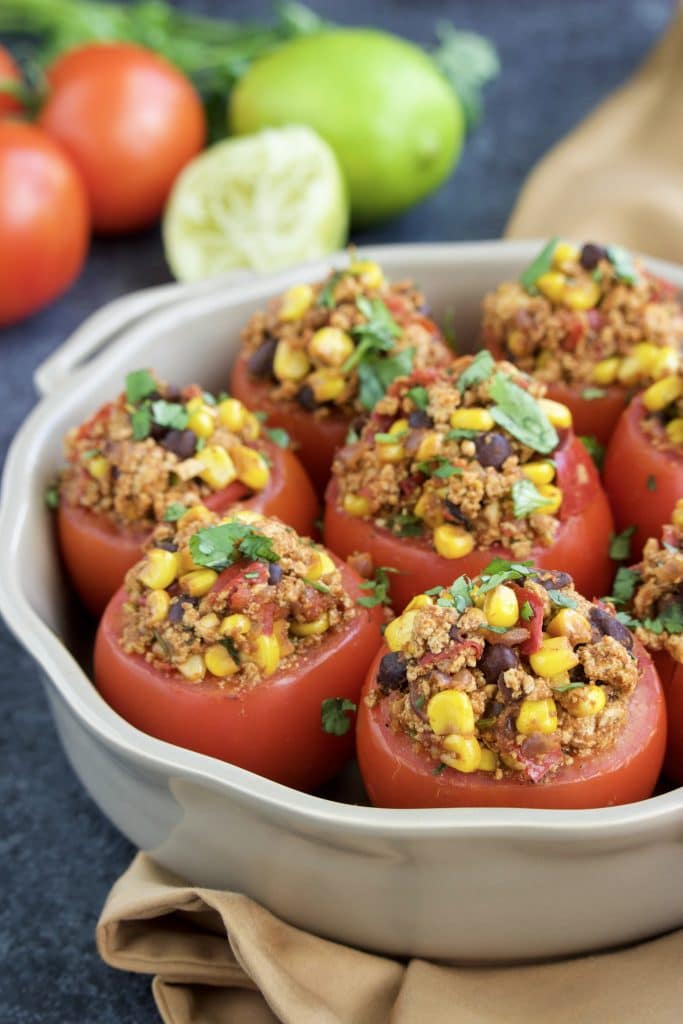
[163, 125, 348, 281]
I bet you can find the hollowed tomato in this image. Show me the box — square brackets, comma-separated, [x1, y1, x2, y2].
[323, 432, 614, 611]
[357, 640, 666, 809]
[58, 442, 318, 616]
[94, 558, 383, 791]
[652, 650, 683, 786]
[603, 395, 683, 560]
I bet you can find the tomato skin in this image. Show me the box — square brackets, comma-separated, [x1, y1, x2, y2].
[94, 559, 384, 790]
[0, 46, 23, 116]
[57, 442, 318, 616]
[0, 121, 89, 326]
[603, 395, 683, 560]
[324, 433, 614, 610]
[357, 640, 666, 809]
[652, 650, 683, 786]
[39, 43, 205, 233]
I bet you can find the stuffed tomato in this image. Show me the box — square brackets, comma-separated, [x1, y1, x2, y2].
[324, 354, 614, 611]
[603, 378, 683, 559]
[54, 370, 317, 615]
[229, 258, 452, 493]
[482, 239, 683, 444]
[357, 564, 665, 809]
[94, 508, 384, 790]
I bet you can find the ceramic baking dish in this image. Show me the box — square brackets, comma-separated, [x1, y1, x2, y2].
[3, 241, 683, 964]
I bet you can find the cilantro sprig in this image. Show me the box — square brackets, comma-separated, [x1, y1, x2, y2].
[266, 426, 291, 448]
[580, 435, 605, 471]
[321, 697, 357, 736]
[608, 566, 641, 607]
[163, 502, 186, 522]
[609, 526, 636, 562]
[406, 385, 429, 410]
[581, 388, 606, 401]
[189, 521, 278, 571]
[519, 238, 559, 294]
[488, 373, 559, 454]
[511, 478, 553, 519]
[456, 350, 494, 393]
[426, 575, 474, 613]
[125, 369, 157, 405]
[318, 269, 348, 309]
[606, 245, 638, 285]
[342, 297, 414, 410]
[477, 558, 536, 595]
[357, 566, 398, 608]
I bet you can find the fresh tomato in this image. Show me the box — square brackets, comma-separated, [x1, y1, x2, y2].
[603, 395, 683, 560]
[94, 558, 384, 790]
[38, 43, 205, 233]
[324, 432, 614, 610]
[357, 639, 666, 809]
[0, 45, 23, 116]
[0, 121, 89, 327]
[651, 650, 683, 786]
[58, 442, 318, 616]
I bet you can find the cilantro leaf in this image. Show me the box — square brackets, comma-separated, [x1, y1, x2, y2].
[520, 600, 534, 621]
[653, 604, 683, 635]
[606, 245, 638, 285]
[318, 269, 347, 309]
[446, 427, 479, 441]
[357, 566, 398, 608]
[646, 474, 657, 492]
[511, 478, 554, 518]
[345, 296, 401, 372]
[443, 575, 474, 613]
[520, 238, 559, 293]
[406, 385, 429, 410]
[456, 350, 494, 393]
[580, 435, 605, 471]
[581, 387, 606, 401]
[432, 762, 447, 775]
[163, 502, 186, 522]
[609, 566, 641, 606]
[44, 484, 60, 509]
[375, 429, 408, 444]
[387, 511, 424, 537]
[547, 589, 577, 609]
[266, 427, 291, 448]
[417, 458, 462, 478]
[489, 373, 559, 454]
[220, 636, 240, 662]
[357, 348, 415, 411]
[125, 369, 157, 405]
[131, 406, 152, 441]
[551, 681, 588, 694]
[478, 558, 535, 594]
[189, 522, 278, 570]
[321, 697, 357, 736]
[609, 526, 636, 561]
[151, 400, 189, 431]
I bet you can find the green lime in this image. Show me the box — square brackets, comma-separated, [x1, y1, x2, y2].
[162, 126, 348, 281]
[229, 29, 464, 226]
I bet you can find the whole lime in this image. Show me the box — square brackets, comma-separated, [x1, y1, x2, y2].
[229, 29, 464, 226]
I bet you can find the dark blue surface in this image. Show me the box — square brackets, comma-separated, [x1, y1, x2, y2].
[0, 1, 674, 1020]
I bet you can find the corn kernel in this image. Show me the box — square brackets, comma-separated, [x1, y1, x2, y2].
[252, 633, 280, 676]
[273, 340, 310, 382]
[483, 584, 519, 629]
[643, 375, 682, 413]
[441, 735, 482, 773]
[146, 589, 170, 624]
[405, 593, 433, 611]
[506, 329, 527, 357]
[178, 504, 213, 526]
[537, 483, 563, 515]
[306, 550, 336, 581]
[291, 613, 330, 637]
[177, 547, 199, 573]
[416, 431, 442, 461]
[632, 342, 661, 373]
[529, 636, 579, 677]
[517, 698, 558, 735]
[343, 493, 370, 517]
[672, 500, 683, 528]
[308, 326, 354, 367]
[450, 407, 495, 431]
[538, 398, 572, 429]
[547, 608, 592, 646]
[501, 751, 524, 772]
[217, 397, 246, 432]
[428, 690, 475, 736]
[220, 613, 251, 637]
[138, 548, 179, 590]
[279, 283, 314, 321]
[390, 418, 409, 435]
[552, 241, 579, 266]
[384, 610, 417, 652]
[197, 445, 236, 490]
[651, 346, 680, 378]
[521, 461, 555, 486]
[180, 568, 218, 597]
[178, 655, 205, 682]
[350, 259, 384, 289]
[204, 643, 239, 678]
[308, 369, 346, 403]
[592, 357, 621, 386]
[185, 396, 205, 414]
[377, 442, 405, 464]
[536, 271, 566, 303]
[231, 444, 270, 491]
[187, 408, 216, 439]
[433, 524, 475, 560]
[562, 279, 601, 310]
[616, 355, 641, 386]
[478, 747, 498, 772]
[666, 418, 683, 445]
[87, 455, 110, 480]
[566, 684, 607, 718]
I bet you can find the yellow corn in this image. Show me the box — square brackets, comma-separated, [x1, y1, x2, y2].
[433, 524, 475, 559]
[178, 655, 205, 682]
[308, 369, 346, 403]
[384, 610, 417, 652]
[547, 608, 592, 646]
[616, 355, 641, 386]
[483, 584, 520, 629]
[416, 431, 442, 461]
[177, 546, 199, 573]
[350, 259, 384, 289]
[205, 643, 239, 678]
[566, 684, 607, 718]
[651, 346, 680, 378]
[377, 442, 405, 464]
[537, 483, 563, 515]
[592, 357, 621, 386]
[450, 407, 495, 431]
[428, 690, 475, 736]
[252, 633, 280, 676]
[291, 613, 330, 637]
[643, 375, 682, 413]
[389, 418, 409, 435]
[220, 613, 251, 637]
[87, 455, 110, 480]
[441, 735, 482, 773]
[551, 241, 579, 266]
[343, 493, 370, 517]
[672, 500, 683, 529]
[538, 398, 572, 429]
[405, 593, 433, 611]
[180, 568, 218, 597]
[666, 418, 683, 445]
[217, 397, 246, 433]
[185, 396, 205, 414]
[146, 589, 170, 624]
[231, 444, 270, 491]
[536, 271, 566, 303]
[178, 504, 212, 526]
[516, 697, 558, 736]
[478, 747, 498, 772]
[197, 445, 236, 490]
[529, 636, 579, 677]
[501, 751, 524, 772]
[521, 461, 555, 486]
[306, 550, 336, 581]
[187, 408, 215, 439]
[273, 340, 310, 382]
[562, 279, 600, 310]
[279, 283, 314, 321]
[308, 326, 354, 367]
[138, 548, 179, 590]
[242, 411, 262, 441]
[632, 342, 661, 373]
[507, 329, 527, 357]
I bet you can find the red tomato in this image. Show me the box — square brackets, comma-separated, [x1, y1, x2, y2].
[39, 43, 205, 233]
[603, 395, 683, 560]
[324, 432, 614, 610]
[58, 443, 318, 616]
[652, 649, 683, 786]
[0, 121, 89, 326]
[94, 558, 384, 790]
[0, 45, 23, 116]
[357, 639, 666, 809]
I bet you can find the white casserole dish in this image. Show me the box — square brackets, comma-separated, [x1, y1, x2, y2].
[2, 241, 683, 964]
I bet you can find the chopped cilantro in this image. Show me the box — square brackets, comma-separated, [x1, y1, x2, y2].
[220, 636, 240, 662]
[520, 237, 559, 293]
[511, 478, 553, 519]
[432, 762, 447, 776]
[547, 589, 577, 609]
[82, 448, 100, 460]
[358, 348, 415, 411]
[406, 385, 429, 410]
[615, 609, 639, 629]
[321, 697, 357, 736]
[476, 717, 496, 729]
[307, 579, 331, 594]
[416, 458, 462, 478]
[606, 244, 638, 285]
[202, 391, 216, 406]
[609, 566, 641, 606]
[434, 575, 473, 613]
[388, 512, 424, 537]
[151, 400, 189, 431]
[592, 268, 603, 282]
[580, 435, 605, 471]
[318, 269, 347, 309]
[489, 373, 559, 454]
[163, 502, 186, 522]
[520, 600, 534, 621]
[345, 296, 401, 371]
[130, 406, 152, 441]
[581, 387, 606, 401]
[375, 429, 408, 444]
[243, 571, 260, 579]
[189, 521, 278, 571]
[478, 558, 535, 594]
[609, 526, 636, 561]
[125, 369, 157, 405]
[44, 484, 60, 509]
[456, 350, 494, 393]
[195, 436, 206, 453]
[646, 474, 657, 492]
[446, 427, 479, 441]
[645, 604, 683, 635]
[551, 681, 588, 694]
[357, 566, 398, 608]
[345, 425, 360, 445]
[265, 427, 291, 448]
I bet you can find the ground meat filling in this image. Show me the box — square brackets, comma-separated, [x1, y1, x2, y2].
[239, 259, 451, 417]
[481, 239, 683, 389]
[610, 501, 683, 662]
[640, 367, 683, 453]
[120, 509, 355, 686]
[59, 370, 272, 530]
[332, 353, 569, 559]
[369, 565, 639, 782]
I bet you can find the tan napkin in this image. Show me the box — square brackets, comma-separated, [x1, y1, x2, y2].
[98, 854, 683, 1024]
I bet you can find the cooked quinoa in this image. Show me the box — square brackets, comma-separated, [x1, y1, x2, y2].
[370, 565, 639, 781]
[239, 259, 451, 417]
[481, 239, 683, 389]
[120, 508, 355, 686]
[640, 366, 683, 452]
[59, 371, 273, 530]
[331, 353, 573, 559]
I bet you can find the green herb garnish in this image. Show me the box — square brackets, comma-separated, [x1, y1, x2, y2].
[151, 400, 189, 430]
[189, 521, 278, 571]
[375, 429, 408, 444]
[220, 636, 240, 663]
[163, 502, 186, 522]
[358, 348, 415, 411]
[307, 579, 331, 595]
[606, 245, 638, 285]
[406, 385, 429, 410]
[646, 475, 657, 492]
[478, 558, 535, 594]
[321, 697, 357, 736]
[445, 428, 479, 441]
[130, 406, 152, 441]
[430, 575, 473, 613]
[488, 373, 559, 454]
[547, 589, 577, 609]
[520, 237, 559, 293]
[44, 484, 60, 509]
[345, 296, 401, 371]
[580, 434, 605, 471]
[417, 457, 462, 478]
[318, 269, 347, 309]
[511, 478, 553, 519]
[476, 717, 496, 729]
[520, 600, 534, 621]
[432, 762, 447, 776]
[357, 566, 398, 608]
[125, 369, 157, 405]
[609, 566, 641, 606]
[388, 511, 424, 537]
[609, 526, 636, 561]
[551, 681, 588, 694]
[456, 350, 494, 393]
[581, 387, 606, 401]
[266, 427, 291, 448]
[345, 425, 360, 445]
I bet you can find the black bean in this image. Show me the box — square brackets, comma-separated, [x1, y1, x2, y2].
[444, 500, 472, 531]
[296, 385, 317, 411]
[247, 336, 278, 378]
[580, 243, 606, 270]
[449, 623, 462, 642]
[474, 432, 511, 469]
[478, 643, 519, 684]
[168, 600, 185, 624]
[150, 421, 168, 441]
[267, 563, 282, 585]
[161, 429, 197, 459]
[483, 699, 504, 720]
[408, 409, 433, 429]
[377, 651, 408, 692]
[535, 569, 573, 591]
[156, 540, 178, 552]
[589, 605, 634, 651]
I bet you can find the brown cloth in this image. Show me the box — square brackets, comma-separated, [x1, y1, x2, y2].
[98, 854, 683, 1024]
[97, 9, 683, 1022]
